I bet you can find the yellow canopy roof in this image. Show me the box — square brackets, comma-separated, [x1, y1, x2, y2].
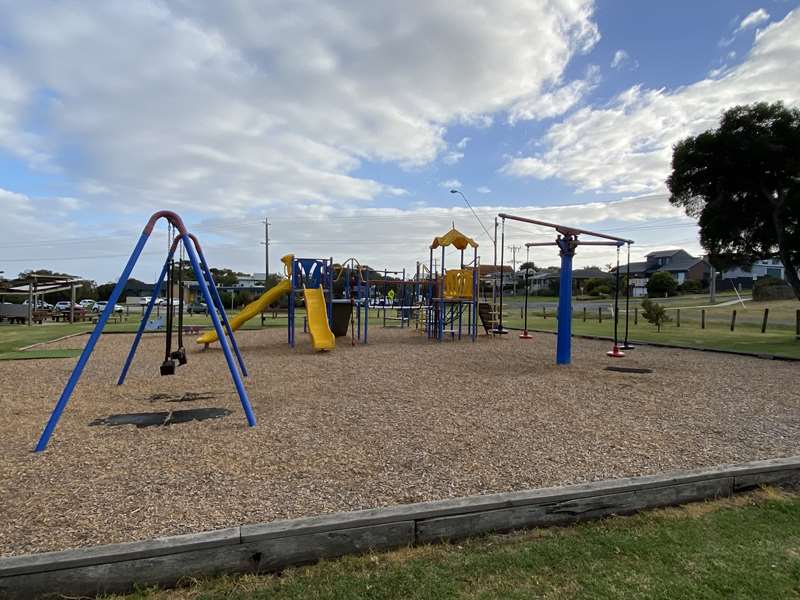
[430, 228, 478, 250]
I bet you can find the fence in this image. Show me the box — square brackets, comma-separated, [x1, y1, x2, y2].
[508, 303, 800, 336]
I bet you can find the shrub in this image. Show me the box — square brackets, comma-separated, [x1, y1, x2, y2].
[588, 284, 611, 297]
[647, 272, 678, 297]
[753, 276, 795, 301]
[677, 279, 703, 294]
[641, 298, 671, 332]
[585, 277, 611, 297]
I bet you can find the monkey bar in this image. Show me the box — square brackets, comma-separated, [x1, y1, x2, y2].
[498, 213, 634, 365]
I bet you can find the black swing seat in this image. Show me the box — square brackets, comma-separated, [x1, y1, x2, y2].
[170, 347, 188, 366]
[160, 359, 176, 376]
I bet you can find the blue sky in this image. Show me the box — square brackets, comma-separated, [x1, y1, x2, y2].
[0, 1, 798, 281]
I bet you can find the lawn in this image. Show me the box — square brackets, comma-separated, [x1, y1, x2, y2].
[111, 488, 800, 600]
[0, 312, 289, 360]
[500, 298, 800, 359]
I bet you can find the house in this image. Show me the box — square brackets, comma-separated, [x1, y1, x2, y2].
[234, 273, 267, 288]
[613, 249, 710, 297]
[529, 267, 611, 294]
[717, 258, 786, 291]
[478, 264, 515, 288]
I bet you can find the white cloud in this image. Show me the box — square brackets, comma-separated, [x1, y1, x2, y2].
[611, 49, 627, 68]
[440, 179, 462, 189]
[0, 0, 600, 215]
[509, 65, 600, 123]
[736, 8, 770, 32]
[456, 137, 471, 150]
[0, 188, 699, 282]
[442, 151, 464, 165]
[502, 10, 800, 194]
[476, 186, 491, 194]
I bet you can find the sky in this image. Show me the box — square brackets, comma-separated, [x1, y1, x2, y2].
[0, 0, 799, 284]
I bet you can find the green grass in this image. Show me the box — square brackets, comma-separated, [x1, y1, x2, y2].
[502, 300, 800, 359]
[0, 348, 83, 361]
[0, 312, 289, 360]
[110, 488, 800, 599]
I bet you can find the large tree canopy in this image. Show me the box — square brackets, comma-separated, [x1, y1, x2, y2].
[667, 102, 800, 300]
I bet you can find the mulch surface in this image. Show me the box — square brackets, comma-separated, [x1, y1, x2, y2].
[1, 327, 798, 556]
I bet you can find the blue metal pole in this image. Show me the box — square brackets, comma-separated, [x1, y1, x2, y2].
[195, 249, 248, 377]
[556, 236, 578, 365]
[472, 261, 478, 341]
[35, 232, 151, 452]
[328, 257, 333, 325]
[288, 259, 295, 347]
[117, 252, 172, 385]
[364, 274, 369, 344]
[183, 234, 256, 427]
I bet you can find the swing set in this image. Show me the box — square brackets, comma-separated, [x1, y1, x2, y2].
[33, 211, 256, 452]
[496, 213, 634, 365]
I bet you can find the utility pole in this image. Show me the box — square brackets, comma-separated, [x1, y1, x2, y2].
[508, 245, 520, 295]
[260, 217, 270, 286]
[709, 264, 716, 304]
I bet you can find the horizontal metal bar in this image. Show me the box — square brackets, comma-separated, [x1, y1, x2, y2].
[499, 213, 634, 244]
[575, 241, 625, 246]
[525, 241, 621, 248]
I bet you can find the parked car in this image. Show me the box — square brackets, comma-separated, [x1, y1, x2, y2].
[54, 301, 80, 312]
[79, 299, 96, 309]
[92, 301, 124, 314]
[187, 302, 208, 315]
[23, 299, 53, 309]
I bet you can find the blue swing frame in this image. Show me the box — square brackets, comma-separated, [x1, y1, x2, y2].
[34, 211, 256, 453]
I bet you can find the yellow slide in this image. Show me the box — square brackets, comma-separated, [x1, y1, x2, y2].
[196, 279, 292, 345]
[303, 286, 335, 351]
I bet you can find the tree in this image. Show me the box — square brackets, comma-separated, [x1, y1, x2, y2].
[96, 283, 116, 301]
[208, 268, 248, 287]
[667, 102, 800, 300]
[585, 277, 610, 297]
[641, 298, 671, 332]
[677, 279, 703, 294]
[519, 261, 536, 272]
[647, 272, 678, 297]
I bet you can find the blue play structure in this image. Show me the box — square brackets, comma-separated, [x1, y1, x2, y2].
[334, 258, 370, 344]
[497, 213, 634, 366]
[34, 211, 256, 452]
[288, 256, 334, 348]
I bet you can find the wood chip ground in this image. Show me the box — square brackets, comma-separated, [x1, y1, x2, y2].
[1, 328, 798, 556]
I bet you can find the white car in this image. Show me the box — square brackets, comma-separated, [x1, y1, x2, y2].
[23, 299, 53, 309]
[79, 299, 96, 309]
[93, 301, 124, 314]
[54, 301, 80, 312]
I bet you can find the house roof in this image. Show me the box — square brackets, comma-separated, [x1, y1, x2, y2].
[646, 249, 682, 258]
[657, 256, 706, 273]
[478, 265, 513, 276]
[612, 260, 650, 275]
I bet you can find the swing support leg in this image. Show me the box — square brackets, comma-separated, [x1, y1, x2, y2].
[35, 231, 151, 452]
[183, 234, 256, 427]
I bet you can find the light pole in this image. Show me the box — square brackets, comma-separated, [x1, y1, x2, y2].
[260, 217, 270, 287]
[450, 188, 496, 304]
